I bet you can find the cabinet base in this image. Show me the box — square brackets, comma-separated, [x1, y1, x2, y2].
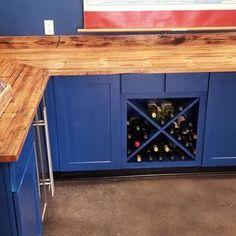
[54, 167, 236, 180]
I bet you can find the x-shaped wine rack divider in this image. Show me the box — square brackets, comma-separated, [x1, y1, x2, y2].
[126, 98, 200, 162]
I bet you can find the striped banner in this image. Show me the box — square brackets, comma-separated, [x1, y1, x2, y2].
[83, 1, 236, 29]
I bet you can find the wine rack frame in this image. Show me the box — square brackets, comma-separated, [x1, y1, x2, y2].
[122, 92, 207, 168]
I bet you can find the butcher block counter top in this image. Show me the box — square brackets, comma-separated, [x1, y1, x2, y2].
[0, 32, 236, 162]
[0, 59, 49, 162]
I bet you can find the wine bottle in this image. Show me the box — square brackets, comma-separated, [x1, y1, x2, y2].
[133, 140, 141, 148]
[136, 154, 142, 163]
[189, 122, 194, 132]
[147, 100, 159, 118]
[129, 116, 142, 132]
[192, 132, 197, 140]
[147, 150, 155, 161]
[169, 121, 179, 135]
[158, 151, 164, 161]
[177, 115, 190, 134]
[147, 100, 165, 125]
[161, 100, 175, 119]
[127, 131, 132, 140]
[175, 147, 186, 160]
[153, 144, 159, 153]
[143, 131, 148, 140]
[173, 101, 184, 112]
[127, 148, 132, 155]
[158, 113, 165, 126]
[175, 129, 182, 141]
[182, 135, 190, 148]
[169, 151, 175, 161]
[164, 144, 171, 153]
[190, 146, 197, 155]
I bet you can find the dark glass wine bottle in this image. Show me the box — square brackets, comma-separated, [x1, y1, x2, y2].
[129, 116, 142, 132]
[169, 121, 179, 135]
[147, 100, 165, 125]
[127, 148, 132, 156]
[175, 147, 186, 160]
[192, 132, 197, 140]
[143, 131, 148, 140]
[164, 144, 171, 153]
[158, 151, 164, 161]
[147, 100, 159, 119]
[133, 140, 141, 148]
[153, 144, 159, 153]
[190, 146, 197, 155]
[146, 150, 155, 162]
[127, 131, 132, 140]
[177, 115, 191, 135]
[182, 135, 190, 148]
[169, 151, 175, 161]
[136, 154, 142, 163]
[161, 100, 175, 119]
[173, 101, 184, 112]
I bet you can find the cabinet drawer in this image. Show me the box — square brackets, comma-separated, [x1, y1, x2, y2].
[121, 74, 165, 94]
[166, 73, 209, 92]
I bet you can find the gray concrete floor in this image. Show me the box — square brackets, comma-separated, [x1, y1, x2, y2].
[44, 175, 236, 236]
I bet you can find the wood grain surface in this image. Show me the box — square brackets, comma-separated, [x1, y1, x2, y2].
[0, 59, 49, 162]
[0, 33, 236, 75]
[0, 32, 236, 162]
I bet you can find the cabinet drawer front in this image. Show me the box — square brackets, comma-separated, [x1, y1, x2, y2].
[121, 74, 165, 94]
[166, 73, 209, 92]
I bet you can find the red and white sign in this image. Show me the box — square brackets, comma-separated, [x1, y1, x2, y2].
[83, 0, 236, 29]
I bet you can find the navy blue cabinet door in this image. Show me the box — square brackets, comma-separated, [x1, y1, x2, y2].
[203, 73, 236, 167]
[13, 150, 42, 236]
[54, 75, 120, 171]
[13, 132, 42, 236]
[0, 165, 18, 236]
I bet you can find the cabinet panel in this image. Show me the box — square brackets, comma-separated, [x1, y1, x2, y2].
[121, 74, 165, 94]
[0, 165, 18, 236]
[203, 73, 236, 166]
[13, 147, 42, 236]
[10, 128, 34, 192]
[166, 73, 209, 92]
[54, 75, 120, 171]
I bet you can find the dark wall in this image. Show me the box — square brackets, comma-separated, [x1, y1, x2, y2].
[0, 0, 83, 35]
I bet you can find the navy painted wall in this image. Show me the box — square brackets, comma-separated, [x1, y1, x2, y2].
[0, 0, 83, 35]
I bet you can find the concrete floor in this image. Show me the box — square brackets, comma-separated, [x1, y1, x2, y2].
[44, 175, 236, 236]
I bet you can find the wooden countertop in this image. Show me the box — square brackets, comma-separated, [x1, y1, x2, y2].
[0, 32, 236, 162]
[0, 59, 49, 162]
[1, 33, 236, 75]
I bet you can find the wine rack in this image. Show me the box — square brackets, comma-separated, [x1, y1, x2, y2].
[125, 97, 201, 165]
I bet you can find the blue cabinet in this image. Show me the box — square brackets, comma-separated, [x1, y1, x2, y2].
[0, 128, 42, 236]
[13, 146, 42, 236]
[54, 75, 120, 171]
[121, 73, 208, 169]
[203, 73, 236, 167]
[0, 165, 18, 236]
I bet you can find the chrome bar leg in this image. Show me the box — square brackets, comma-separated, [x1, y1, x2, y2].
[42, 95, 55, 197]
[34, 111, 48, 222]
